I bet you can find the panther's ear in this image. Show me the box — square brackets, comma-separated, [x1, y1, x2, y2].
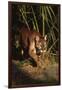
[44, 35, 47, 41]
[35, 36, 39, 41]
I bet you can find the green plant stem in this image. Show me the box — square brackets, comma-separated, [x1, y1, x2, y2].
[19, 8, 30, 31]
[43, 15, 45, 37]
[47, 39, 59, 53]
[31, 6, 39, 32]
[42, 7, 45, 37]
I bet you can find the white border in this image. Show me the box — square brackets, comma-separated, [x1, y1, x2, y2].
[0, 0, 62, 90]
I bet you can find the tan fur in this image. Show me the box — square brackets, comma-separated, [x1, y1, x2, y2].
[19, 27, 47, 66]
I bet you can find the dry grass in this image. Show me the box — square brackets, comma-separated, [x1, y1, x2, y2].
[12, 54, 59, 82]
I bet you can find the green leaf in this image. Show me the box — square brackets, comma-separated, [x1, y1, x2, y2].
[31, 6, 39, 32]
[46, 6, 53, 21]
[32, 20, 36, 31]
[49, 6, 55, 16]
[44, 6, 50, 28]
[19, 8, 30, 31]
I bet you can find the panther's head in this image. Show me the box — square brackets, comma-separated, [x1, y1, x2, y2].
[35, 35, 47, 55]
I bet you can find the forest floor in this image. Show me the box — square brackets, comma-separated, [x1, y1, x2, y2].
[12, 54, 60, 87]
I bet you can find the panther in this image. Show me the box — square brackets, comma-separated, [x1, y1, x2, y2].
[18, 27, 47, 62]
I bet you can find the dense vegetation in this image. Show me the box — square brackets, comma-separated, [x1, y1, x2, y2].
[12, 3, 60, 60]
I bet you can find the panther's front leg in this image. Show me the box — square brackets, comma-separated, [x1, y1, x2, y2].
[29, 41, 41, 67]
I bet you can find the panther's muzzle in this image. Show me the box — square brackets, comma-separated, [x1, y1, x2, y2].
[36, 47, 46, 55]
